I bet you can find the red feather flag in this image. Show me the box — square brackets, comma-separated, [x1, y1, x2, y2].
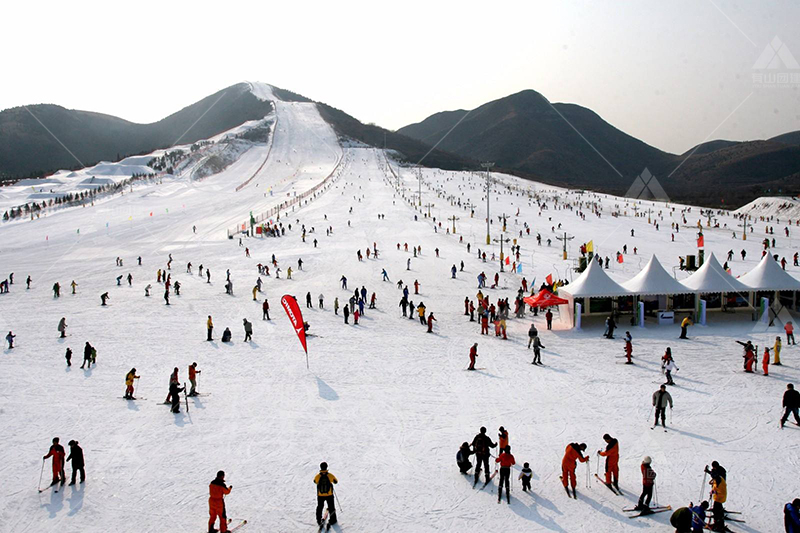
[697, 235, 704, 248]
[281, 294, 309, 368]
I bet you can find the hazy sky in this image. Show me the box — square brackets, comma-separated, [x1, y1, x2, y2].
[3, 0, 799, 154]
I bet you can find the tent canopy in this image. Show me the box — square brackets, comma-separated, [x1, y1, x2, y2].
[524, 289, 569, 308]
[560, 257, 629, 298]
[679, 253, 750, 294]
[621, 255, 694, 295]
[738, 253, 800, 291]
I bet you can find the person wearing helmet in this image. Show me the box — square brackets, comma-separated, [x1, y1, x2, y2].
[636, 456, 657, 512]
[208, 470, 232, 533]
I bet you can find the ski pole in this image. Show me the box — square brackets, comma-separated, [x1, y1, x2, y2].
[37, 459, 45, 492]
[654, 480, 659, 508]
[332, 485, 342, 514]
[648, 405, 653, 421]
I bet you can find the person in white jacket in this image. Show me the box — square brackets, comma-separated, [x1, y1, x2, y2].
[664, 359, 679, 386]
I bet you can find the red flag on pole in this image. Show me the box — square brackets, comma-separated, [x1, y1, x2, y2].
[505, 256, 510, 265]
[281, 294, 308, 368]
[697, 235, 704, 248]
[545, 273, 553, 286]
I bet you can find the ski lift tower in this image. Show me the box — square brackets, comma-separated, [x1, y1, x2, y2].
[556, 231, 574, 261]
[482, 162, 495, 244]
[493, 233, 512, 272]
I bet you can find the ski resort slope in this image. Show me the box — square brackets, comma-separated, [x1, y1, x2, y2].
[1, 128, 799, 531]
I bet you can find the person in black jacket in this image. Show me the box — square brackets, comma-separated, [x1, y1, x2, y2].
[67, 440, 85, 485]
[169, 381, 185, 413]
[781, 383, 800, 428]
[81, 342, 93, 369]
[606, 316, 616, 339]
[457, 442, 473, 474]
[471, 427, 497, 485]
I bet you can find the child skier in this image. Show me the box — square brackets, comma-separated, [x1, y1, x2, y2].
[519, 462, 532, 492]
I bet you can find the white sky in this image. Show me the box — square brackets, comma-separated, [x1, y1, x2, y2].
[3, 0, 799, 154]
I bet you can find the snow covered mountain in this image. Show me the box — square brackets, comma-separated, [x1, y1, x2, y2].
[0, 82, 797, 532]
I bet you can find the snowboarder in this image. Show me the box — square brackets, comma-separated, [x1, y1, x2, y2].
[519, 462, 532, 492]
[314, 462, 338, 526]
[781, 383, 800, 428]
[43, 437, 66, 486]
[207, 316, 214, 341]
[189, 362, 201, 396]
[561, 442, 589, 498]
[124, 368, 139, 399]
[496, 445, 516, 503]
[58, 317, 67, 338]
[100, 292, 110, 306]
[471, 427, 497, 485]
[468, 343, 478, 370]
[652, 384, 673, 428]
[243, 319, 253, 342]
[208, 470, 233, 533]
[597, 434, 619, 490]
[457, 442, 473, 474]
[6, 331, 15, 349]
[636, 456, 656, 511]
[66, 440, 85, 485]
[221, 327, 232, 343]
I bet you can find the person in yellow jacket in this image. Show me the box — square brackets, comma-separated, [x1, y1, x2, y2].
[774, 336, 782, 365]
[252, 285, 259, 301]
[314, 462, 338, 526]
[679, 317, 692, 339]
[207, 316, 213, 341]
[124, 368, 139, 399]
[709, 475, 727, 532]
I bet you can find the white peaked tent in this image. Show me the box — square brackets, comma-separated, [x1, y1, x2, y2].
[561, 256, 629, 298]
[738, 253, 800, 291]
[679, 253, 750, 294]
[621, 256, 694, 295]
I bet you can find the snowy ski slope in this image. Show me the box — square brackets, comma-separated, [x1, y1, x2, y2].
[0, 85, 798, 533]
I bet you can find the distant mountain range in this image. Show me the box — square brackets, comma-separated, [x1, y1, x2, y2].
[2, 83, 798, 208]
[398, 90, 800, 207]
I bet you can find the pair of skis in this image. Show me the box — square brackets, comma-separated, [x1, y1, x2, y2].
[623, 505, 672, 518]
[558, 476, 577, 499]
[473, 469, 498, 491]
[593, 474, 622, 495]
[318, 510, 331, 531]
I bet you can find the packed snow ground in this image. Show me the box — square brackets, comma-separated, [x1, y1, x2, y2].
[1, 88, 798, 533]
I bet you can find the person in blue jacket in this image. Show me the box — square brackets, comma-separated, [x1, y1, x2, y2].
[456, 442, 473, 474]
[690, 501, 709, 533]
[786, 498, 800, 533]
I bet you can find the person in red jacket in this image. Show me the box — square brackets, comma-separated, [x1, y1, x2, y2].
[43, 437, 66, 486]
[208, 470, 233, 533]
[561, 442, 589, 498]
[427, 313, 436, 333]
[597, 434, 619, 490]
[762, 347, 770, 376]
[636, 456, 657, 511]
[468, 343, 478, 370]
[496, 445, 516, 503]
[480, 312, 489, 335]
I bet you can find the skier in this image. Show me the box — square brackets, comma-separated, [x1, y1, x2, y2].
[207, 316, 214, 341]
[58, 317, 68, 338]
[70, 280, 77, 294]
[53, 282, 60, 298]
[762, 347, 770, 376]
[243, 319, 253, 342]
[145, 284, 152, 296]
[382, 269, 389, 282]
[781, 383, 800, 428]
[774, 336, 782, 365]
[545, 309, 553, 330]
[221, 327, 232, 343]
[65, 347, 72, 366]
[531, 336, 545, 365]
[164, 288, 170, 305]
[306, 292, 312, 309]
[597, 434, 619, 490]
[417, 302, 426, 325]
[169, 380, 185, 413]
[785, 499, 800, 532]
[165, 367, 180, 404]
[624, 332, 633, 364]
[496, 445, 516, 503]
[679, 316, 692, 339]
[80, 342, 93, 369]
[427, 313, 436, 333]
[708, 470, 727, 531]
[333, 297, 339, 316]
[319, 294, 324, 309]
[343, 304, 350, 324]
[207, 269, 211, 283]
[519, 462, 532, 492]
[786, 321, 796, 345]
[635, 456, 656, 512]
[605, 315, 616, 339]
[43, 437, 66, 486]
[314, 462, 338, 526]
[26, 275, 31, 289]
[100, 292, 110, 306]
[124, 368, 139, 399]
[6, 331, 15, 349]
[664, 358, 679, 385]
[340, 275, 347, 289]
[208, 470, 233, 533]
[66, 440, 85, 485]
[262, 300, 270, 320]
[471, 427, 497, 485]
[451, 265, 457, 279]
[527, 324, 538, 349]
[652, 384, 673, 428]
[189, 362, 201, 396]
[468, 343, 478, 370]
[561, 442, 589, 498]
[457, 442, 473, 474]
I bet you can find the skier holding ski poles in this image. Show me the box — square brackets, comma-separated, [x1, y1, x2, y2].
[496, 445, 516, 504]
[652, 384, 673, 429]
[597, 434, 619, 491]
[561, 442, 589, 498]
[314, 462, 338, 526]
[208, 470, 233, 533]
[471, 427, 497, 486]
